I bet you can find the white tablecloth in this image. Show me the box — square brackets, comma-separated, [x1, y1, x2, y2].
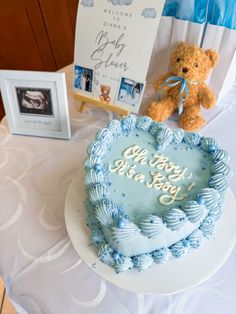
[1, 65, 236, 314]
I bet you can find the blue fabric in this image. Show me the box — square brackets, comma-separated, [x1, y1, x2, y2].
[162, 0, 179, 17]
[162, 0, 236, 29]
[209, 0, 236, 30]
[157, 76, 189, 115]
[162, 0, 210, 24]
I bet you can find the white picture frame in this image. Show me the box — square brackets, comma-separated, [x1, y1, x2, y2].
[0, 70, 71, 139]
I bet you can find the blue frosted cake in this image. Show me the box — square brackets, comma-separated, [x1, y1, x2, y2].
[84, 115, 232, 273]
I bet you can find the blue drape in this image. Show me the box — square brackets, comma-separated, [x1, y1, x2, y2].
[162, 0, 236, 30]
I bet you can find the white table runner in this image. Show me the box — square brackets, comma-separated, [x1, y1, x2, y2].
[0, 65, 236, 314]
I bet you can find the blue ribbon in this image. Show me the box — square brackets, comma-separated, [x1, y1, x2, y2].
[157, 76, 189, 115]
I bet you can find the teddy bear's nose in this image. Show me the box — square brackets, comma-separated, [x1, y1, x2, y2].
[182, 67, 189, 73]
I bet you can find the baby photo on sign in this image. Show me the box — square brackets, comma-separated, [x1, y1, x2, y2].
[117, 77, 145, 111]
[16, 87, 53, 116]
[74, 65, 93, 93]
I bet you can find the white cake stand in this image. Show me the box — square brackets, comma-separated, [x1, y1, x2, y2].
[64, 168, 236, 295]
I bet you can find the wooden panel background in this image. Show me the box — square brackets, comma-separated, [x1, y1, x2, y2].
[0, 0, 79, 120]
[0, 0, 57, 71]
[39, 0, 75, 69]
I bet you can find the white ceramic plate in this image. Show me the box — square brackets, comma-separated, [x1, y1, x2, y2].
[65, 168, 236, 295]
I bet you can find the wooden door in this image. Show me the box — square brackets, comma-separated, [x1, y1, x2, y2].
[0, 0, 57, 71]
[39, 0, 79, 70]
[0, 0, 57, 120]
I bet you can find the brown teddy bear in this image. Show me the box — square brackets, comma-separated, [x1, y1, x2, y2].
[145, 42, 218, 131]
[100, 85, 111, 104]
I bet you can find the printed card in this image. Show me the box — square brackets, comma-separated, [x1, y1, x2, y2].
[73, 0, 165, 113]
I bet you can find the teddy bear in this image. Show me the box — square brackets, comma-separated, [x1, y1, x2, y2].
[100, 85, 111, 104]
[145, 42, 218, 131]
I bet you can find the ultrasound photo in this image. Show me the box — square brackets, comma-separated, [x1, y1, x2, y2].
[16, 87, 53, 116]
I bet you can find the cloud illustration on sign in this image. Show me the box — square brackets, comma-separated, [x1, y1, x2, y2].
[81, 0, 94, 7]
[142, 8, 157, 19]
[108, 0, 133, 6]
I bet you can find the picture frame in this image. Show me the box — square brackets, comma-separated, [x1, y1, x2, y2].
[115, 76, 146, 113]
[0, 70, 71, 139]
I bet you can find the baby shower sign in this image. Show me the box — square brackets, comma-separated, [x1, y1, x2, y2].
[73, 0, 165, 113]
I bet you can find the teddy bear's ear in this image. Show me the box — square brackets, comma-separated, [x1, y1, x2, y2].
[176, 42, 189, 50]
[205, 49, 218, 68]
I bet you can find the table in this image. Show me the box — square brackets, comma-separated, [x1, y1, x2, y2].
[1, 65, 236, 314]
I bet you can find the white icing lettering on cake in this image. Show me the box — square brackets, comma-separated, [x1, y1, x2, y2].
[146, 172, 165, 188]
[159, 188, 187, 205]
[109, 160, 145, 182]
[126, 165, 136, 178]
[187, 182, 196, 191]
[109, 144, 196, 206]
[149, 154, 169, 169]
[146, 172, 178, 193]
[146, 172, 186, 204]
[187, 173, 192, 179]
[109, 159, 128, 175]
[149, 153, 188, 182]
[134, 173, 145, 183]
[123, 145, 147, 165]
[168, 167, 188, 182]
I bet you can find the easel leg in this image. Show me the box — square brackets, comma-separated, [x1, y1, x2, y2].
[75, 92, 130, 117]
[79, 101, 86, 113]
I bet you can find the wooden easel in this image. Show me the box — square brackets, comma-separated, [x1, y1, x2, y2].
[74, 92, 130, 117]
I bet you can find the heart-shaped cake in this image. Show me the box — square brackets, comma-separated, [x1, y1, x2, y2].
[84, 115, 231, 272]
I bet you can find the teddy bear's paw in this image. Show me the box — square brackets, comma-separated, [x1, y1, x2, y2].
[179, 115, 205, 131]
[145, 100, 176, 122]
[145, 102, 165, 121]
[199, 91, 216, 109]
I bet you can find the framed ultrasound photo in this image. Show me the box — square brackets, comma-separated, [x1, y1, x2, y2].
[0, 70, 71, 139]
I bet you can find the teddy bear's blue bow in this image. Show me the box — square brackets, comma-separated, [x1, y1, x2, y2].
[157, 76, 190, 115]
